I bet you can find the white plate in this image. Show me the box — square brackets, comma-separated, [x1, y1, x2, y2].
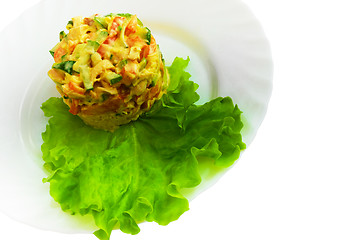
[0, 0, 272, 234]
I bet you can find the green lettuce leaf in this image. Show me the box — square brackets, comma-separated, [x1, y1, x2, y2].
[41, 57, 246, 240]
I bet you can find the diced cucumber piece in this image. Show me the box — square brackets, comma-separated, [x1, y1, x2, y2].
[95, 30, 109, 44]
[86, 40, 100, 49]
[139, 58, 147, 70]
[145, 27, 151, 45]
[60, 54, 68, 62]
[106, 72, 123, 85]
[117, 13, 132, 18]
[66, 20, 73, 30]
[73, 41, 101, 72]
[59, 31, 67, 41]
[52, 61, 76, 75]
[105, 13, 132, 18]
[137, 18, 143, 26]
[94, 16, 108, 29]
[118, 22, 128, 48]
[79, 65, 93, 90]
[118, 59, 128, 68]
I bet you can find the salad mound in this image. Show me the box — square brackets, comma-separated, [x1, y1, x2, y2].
[41, 57, 246, 240]
[48, 13, 169, 131]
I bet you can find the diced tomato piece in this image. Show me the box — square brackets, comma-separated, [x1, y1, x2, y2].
[69, 99, 80, 115]
[125, 16, 137, 36]
[124, 60, 138, 75]
[126, 35, 143, 48]
[68, 81, 85, 95]
[104, 36, 117, 45]
[68, 41, 77, 54]
[148, 36, 157, 55]
[141, 36, 157, 58]
[84, 17, 94, 26]
[97, 36, 116, 57]
[97, 45, 106, 57]
[140, 45, 148, 59]
[109, 16, 126, 37]
[54, 46, 67, 62]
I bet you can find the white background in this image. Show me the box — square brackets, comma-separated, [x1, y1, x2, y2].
[1, 0, 360, 239]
